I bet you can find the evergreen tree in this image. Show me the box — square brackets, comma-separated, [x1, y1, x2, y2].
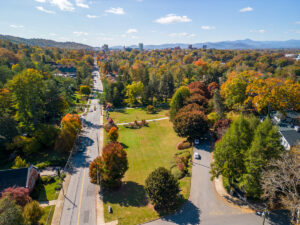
[213, 89, 225, 118]
[211, 116, 253, 186]
[169, 86, 190, 121]
[241, 117, 283, 198]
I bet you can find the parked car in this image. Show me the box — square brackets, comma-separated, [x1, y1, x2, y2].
[194, 139, 200, 145]
[194, 152, 200, 159]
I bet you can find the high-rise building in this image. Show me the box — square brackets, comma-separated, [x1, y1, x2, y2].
[188, 44, 193, 50]
[138, 43, 143, 51]
[102, 44, 109, 52]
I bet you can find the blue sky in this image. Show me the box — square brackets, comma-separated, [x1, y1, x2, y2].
[0, 0, 300, 47]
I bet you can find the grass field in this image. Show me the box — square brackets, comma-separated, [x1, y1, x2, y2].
[32, 177, 60, 202]
[106, 107, 169, 124]
[103, 119, 191, 225]
[39, 205, 55, 225]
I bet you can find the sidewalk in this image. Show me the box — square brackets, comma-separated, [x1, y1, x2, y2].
[96, 105, 105, 225]
[116, 117, 169, 125]
[40, 200, 57, 207]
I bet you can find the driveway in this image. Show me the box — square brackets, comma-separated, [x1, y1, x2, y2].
[146, 141, 290, 225]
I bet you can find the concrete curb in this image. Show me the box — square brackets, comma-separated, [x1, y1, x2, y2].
[51, 172, 71, 225]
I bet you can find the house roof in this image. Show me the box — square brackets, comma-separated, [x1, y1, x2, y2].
[280, 130, 300, 147]
[0, 167, 29, 192]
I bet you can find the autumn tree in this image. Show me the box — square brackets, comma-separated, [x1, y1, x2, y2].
[169, 86, 190, 121]
[23, 200, 43, 225]
[246, 78, 300, 112]
[220, 71, 260, 110]
[61, 113, 81, 132]
[261, 152, 300, 223]
[54, 125, 77, 153]
[108, 127, 118, 142]
[173, 110, 208, 140]
[145, 167, 180, 210]
[89, 142, 128, 189]
[0, 196, 24, 225]
[187, 81, 209, 98]
[1, 187, 32, 207]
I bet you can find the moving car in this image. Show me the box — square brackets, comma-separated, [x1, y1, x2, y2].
[194, 139, 200, 145]
[194, 152, 200, 159]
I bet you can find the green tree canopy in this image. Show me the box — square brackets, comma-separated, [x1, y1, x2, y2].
[169, 86, 190, 121]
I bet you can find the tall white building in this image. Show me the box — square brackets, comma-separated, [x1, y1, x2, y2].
[138, 43, 143, 51]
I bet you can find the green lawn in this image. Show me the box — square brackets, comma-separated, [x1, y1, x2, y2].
[103, 119, 191, 225]
[106, 107, 169, 124]
[39, 205, 55, 225]
[31, 177, 60, 202]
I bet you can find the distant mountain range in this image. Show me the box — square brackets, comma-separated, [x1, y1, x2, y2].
[1, 34, 300, 50]
[114, 39, 300, 50]
[0, 34, 93, 50]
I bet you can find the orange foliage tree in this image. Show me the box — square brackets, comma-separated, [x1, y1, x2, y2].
[108, 127, 118, 142]
[246, 78, 300, 112]
[61, 113, 81, 132]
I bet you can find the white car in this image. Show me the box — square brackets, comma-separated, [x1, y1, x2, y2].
[194, 139, 200, 145]
[194, 152, 200, 159]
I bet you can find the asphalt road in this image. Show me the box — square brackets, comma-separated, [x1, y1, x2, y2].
[60, 60, 103, 225]
[146, 141, 290, 225]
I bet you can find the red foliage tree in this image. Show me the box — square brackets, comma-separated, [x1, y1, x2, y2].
[1, 187, 32, 207]
[178, 103, 205, 114]
[187, 81, 210, 98]
[173, 110, 208, 140]
[207, 82, 219, 96]
[213, 118, 231, 139]
[184, 94, 208, 108]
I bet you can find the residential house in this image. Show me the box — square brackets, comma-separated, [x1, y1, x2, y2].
[0, 165, 39, 193]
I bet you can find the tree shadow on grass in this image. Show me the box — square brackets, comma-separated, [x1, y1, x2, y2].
[161, 200, 201, 225]
[120, 143, 129, 149]
[103, 181, 148, 207]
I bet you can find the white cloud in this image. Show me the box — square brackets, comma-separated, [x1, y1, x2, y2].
[249, 29, 265, 33]
[126, 28, 138, 34]
[86, 14, 98, 18]
[73, 31, 88, 36]
[49, 33, 56, 36]
[10, 24, 24, 29]
[75, 0, 89, 8]
[49, 0, 74, 11]
[169, 32, 195, 38]
[201, 25, 215, 30]
[239, 7, 253, 12]
[105, 7, 125, 15]
[36, 6, 55, 14]
[155, 14, 191, 24]
[35, 0, 47, 2]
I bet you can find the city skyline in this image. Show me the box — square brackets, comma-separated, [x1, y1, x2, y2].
[0, 0, 300, 47]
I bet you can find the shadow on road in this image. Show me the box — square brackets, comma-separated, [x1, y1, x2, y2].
[81, 118, 102, 129]
[268, 210, 291, 225]
[161, 200, 201, 225]
[103, 181, 148, 207]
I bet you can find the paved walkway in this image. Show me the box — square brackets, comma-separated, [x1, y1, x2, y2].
[40, 200, 57, 207]
[116, 117, 169, 125]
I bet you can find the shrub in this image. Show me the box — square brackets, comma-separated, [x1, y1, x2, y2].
[1, 187, 32, 207]
[145, 167, 180, 210]
[0, 196, 24, 225]
[108, 127, 118, 142]
[176, 141, 191, 150]
[41, 176, 55, 184]
[35, 161, 51, 170]
[171, 167, 185, 180]
[12, 156, 28, 169]
[23, 200, 43, 225]
[146, 105, 156, 114]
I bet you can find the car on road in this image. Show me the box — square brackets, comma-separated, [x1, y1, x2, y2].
[194, 152, 200, 159]
[194, 139, 200, 145]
